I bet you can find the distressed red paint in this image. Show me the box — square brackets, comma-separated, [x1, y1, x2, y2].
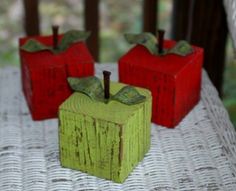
[119, 40, 203, 128]
[19, 34, 94, 120]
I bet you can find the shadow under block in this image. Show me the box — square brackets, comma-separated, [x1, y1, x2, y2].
[59, 82, 152, 183]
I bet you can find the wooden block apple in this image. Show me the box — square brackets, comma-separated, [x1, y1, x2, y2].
[19, 26, 94, 120]
[119, 30, 204, 128]
[59, 71, 152, 183]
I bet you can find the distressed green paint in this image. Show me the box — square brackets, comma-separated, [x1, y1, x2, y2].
[59, 81, 152, 183]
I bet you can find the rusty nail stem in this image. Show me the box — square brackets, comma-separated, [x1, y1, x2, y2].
[157, 29, 165, 54]
[103, 70, 111, 99]
[52, 25, 59, 50]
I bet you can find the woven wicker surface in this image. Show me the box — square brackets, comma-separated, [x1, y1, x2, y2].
[0, 64, 236, 191]
[224, 0, 236, 47]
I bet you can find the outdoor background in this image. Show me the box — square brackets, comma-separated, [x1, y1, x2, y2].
[0, 0, 235, 126]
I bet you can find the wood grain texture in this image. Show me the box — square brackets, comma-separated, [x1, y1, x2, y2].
[118, 40, 203, 127]
[19, 35, 94, 120]
[59, 82, 152, 183]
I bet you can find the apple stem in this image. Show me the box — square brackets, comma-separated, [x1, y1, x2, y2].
[157, 29, 165, 54]
[52, 25, 59, 50]
[103, 70, 111, 99]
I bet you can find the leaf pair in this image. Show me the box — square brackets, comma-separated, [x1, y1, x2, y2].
[21, 30, 91, 54]
[124, 33, 193, 56]
[67, 76, 146, 105]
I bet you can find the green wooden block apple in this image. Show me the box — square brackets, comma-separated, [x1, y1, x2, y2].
[59, 71, 152, 183]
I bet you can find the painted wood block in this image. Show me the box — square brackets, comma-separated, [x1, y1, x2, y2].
[19, 34, 94, 120]
[59, 81, 152, 183]
[119, 40, 203, 128]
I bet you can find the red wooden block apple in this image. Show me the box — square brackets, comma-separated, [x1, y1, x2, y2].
[19, 26, 94, 120]
[119, 30, 204, 128]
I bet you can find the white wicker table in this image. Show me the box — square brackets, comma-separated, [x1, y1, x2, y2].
[0, 64, 236, 191]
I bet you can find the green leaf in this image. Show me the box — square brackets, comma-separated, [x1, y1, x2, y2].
[168, 40, 193, 56]
[67, 76, 104, 101]
[21, 39, 51, 52]
[59, 30, 91, 51]
[112, 86, 146, 105]
[124, 33, 194, 57]
[124, 33, 158, 55]
[20, 30, 90, 54]
[68, 76, 146, 105]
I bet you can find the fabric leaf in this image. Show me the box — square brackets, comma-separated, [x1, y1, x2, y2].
[124, 33, 158, 55]
[68, 77, 146, 105]
[168, 40, 193, 56]
[20, 30, 90, 54]
[21, 39, 51, 52]
[124, 33, 194, 57]
[59, 30, 91, 51]
[112, 86, 146, 105]
[67, 76, 104, 101]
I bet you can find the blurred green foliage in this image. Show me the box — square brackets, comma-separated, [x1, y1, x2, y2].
[99, 0, 173, 62]
[0, 0, 23, 67]
[39, 0, 84, 34]
[0, 0, 235, 127]
[99, 0, 143, 62]
[223, 37, 236, 127]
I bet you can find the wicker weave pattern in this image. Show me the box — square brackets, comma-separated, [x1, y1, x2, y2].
[0, 64, 236, 190]
[224, 0, 236, 47]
